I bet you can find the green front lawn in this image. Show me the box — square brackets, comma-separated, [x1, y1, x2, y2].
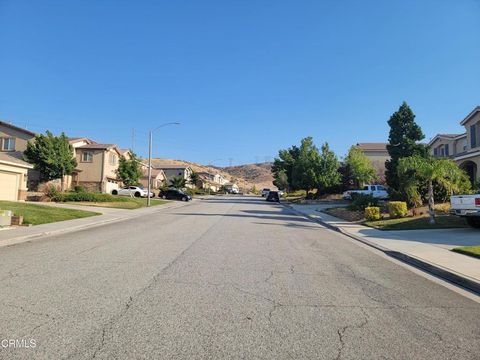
[0, 201, 100, 225]
[67, 197, 169, 209]
[452, 246, 480, 259]
[365, 215, 468, 231]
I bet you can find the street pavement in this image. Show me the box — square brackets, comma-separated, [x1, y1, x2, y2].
[0, 196, 479, 359]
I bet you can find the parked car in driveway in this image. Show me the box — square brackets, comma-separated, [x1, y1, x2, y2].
[112, 186, 154, 198]
[261, 188, 271, 197]
[343, 185, 388, 200]
[159, 189, 192, 201]
[450, 194, 480, 228]
[266, 191, 280, 202]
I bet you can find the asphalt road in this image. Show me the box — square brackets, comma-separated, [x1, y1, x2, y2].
[0, 196, 479, 359]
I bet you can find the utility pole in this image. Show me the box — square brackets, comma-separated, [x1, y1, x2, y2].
[131, 128, 135, 152]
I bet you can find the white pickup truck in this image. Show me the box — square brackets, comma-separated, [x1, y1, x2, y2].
[343, 185, 389, 200]
[450, 194, 480, 228]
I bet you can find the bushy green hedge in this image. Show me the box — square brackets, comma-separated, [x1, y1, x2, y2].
[364, 207, 380, 221]
[52, 192, 129, 203]
[348, 194, 379, 211]
[388, 201, 408, 219]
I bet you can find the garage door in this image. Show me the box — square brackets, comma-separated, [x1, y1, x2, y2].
[105, 180, 119, 194]
[0, 171, 19, 201]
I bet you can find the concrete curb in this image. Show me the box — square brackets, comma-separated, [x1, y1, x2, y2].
[0, 201, 189, 248]
[283, 203, 480, 295]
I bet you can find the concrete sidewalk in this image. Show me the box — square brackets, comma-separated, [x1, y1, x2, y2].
[289, 203, 480, 293]
[0, 200, 189, 248]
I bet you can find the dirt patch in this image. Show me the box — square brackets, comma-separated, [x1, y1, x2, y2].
[323, 207, 364, 222]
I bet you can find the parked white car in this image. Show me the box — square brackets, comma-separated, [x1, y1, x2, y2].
[111, 186, 154, 198]
[450, 194, 480, 228]
[343, 185, 389, 200]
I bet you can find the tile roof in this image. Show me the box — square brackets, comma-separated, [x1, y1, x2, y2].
[356, 143, 388, 151]
[0, 152, 33, 168]
[0, 120, 36, 137]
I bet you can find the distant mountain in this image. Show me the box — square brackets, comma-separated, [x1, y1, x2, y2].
[148, 159, 275, 190]
[221, 162, 275, 190]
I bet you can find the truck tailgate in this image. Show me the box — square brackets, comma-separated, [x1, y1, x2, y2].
[451, 195, 479, 210]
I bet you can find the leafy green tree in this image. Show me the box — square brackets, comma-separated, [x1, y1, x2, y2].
[398, 156, 471, 224]
[385, 102, 427, 197]
[170, 176, 186, 189]
[24, 131, 77, 191]
[344, 145, 376, 188]
[116, 151, 143, 187]
[272, 145, 300, 191]
[291, 137, 321, 196]
[273, 169, 289, 190]
[189, 170, 200, 188]
[316, 143, 341, 195]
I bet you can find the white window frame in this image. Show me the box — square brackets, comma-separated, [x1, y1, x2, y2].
[2, 137, 15, 151]
[82, 151, 93, 162]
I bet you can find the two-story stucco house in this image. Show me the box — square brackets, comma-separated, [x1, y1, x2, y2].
[73, 141, 123, 193]
[0, 121, 35, 200]
[157, 165, 194, 187]
[356, 143, 390, 181]
[429, 106, 480, 184]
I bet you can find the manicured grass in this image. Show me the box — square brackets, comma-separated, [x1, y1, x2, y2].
[67, 197, 169, 209]
[452, 246, 480, 259]
[0, 201, 100, 225]
[365, 215, 468, 231]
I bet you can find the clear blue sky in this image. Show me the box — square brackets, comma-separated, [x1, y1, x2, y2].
[1, 1, 479, 166]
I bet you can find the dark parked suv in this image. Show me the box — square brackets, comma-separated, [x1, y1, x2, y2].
[159, 189, 192, 201]
[266, 191, 280, 202]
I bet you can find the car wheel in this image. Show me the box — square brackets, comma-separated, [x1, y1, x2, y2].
[134, 191, 141, 198]
[111, 190, 118, 195]
[162, 195, 167, 199]
[182, 196, 187, 201]
[466, 217, 480, 228]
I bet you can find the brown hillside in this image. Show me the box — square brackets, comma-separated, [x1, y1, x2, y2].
[221, 163, 275, 190]
[147, 159, 275, 190]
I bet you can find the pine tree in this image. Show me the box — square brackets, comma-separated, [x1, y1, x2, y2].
[385, 102, 426, 195]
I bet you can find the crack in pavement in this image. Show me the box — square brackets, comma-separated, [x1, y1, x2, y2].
[85, 202, 237, 359]
[335, 308, 369, 360]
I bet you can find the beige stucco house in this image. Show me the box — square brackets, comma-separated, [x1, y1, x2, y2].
[0, 121, 36, 200]
[157, 165, 194, 188]
[73, 142, 122, 193]
[356, 143, 390, 181]
[138, 163, 166, 189]
[429, 106, 480, 185]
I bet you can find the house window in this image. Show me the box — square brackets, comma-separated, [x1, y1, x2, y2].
[82, 151, 93, 162]
[445, 144, 449, 157]
[463, 139, 467, 151]
[471, 124, 477, 148]
[109, 153, 117, 165]
[1, 138, 15, 151]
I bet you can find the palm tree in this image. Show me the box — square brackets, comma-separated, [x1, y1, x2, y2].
[189, 171, 199, 188]
[169, 176, 186, 189]
[398, 155, 470, 224]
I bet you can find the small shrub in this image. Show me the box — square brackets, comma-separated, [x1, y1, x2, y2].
[73, 185, 86, 193]
[348, 194, 379, 211]
[434, 203, 451, 214]
[388, 201, 408, 219]
[44, 184, 60, 199]
[364, 207, 380, 221]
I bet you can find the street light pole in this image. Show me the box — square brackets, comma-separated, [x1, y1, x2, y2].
[147, 130, 153, 206]
[146, 122, 180, 207]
